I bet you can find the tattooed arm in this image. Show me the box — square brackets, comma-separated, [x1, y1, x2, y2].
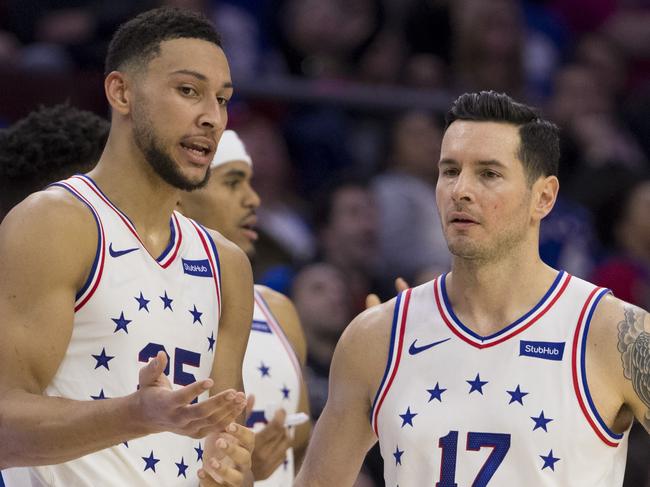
[615, 303, 650, 432]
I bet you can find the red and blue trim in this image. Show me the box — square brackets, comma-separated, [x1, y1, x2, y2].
[434, 271, 571, 349]
[572, 286, 623, 447]
[254, 289, 303, 381]
[70, 175, 182, 268]
[189, 220, 222, 318]
[51, 181, 105, 312]
[371, 288, 412, 436]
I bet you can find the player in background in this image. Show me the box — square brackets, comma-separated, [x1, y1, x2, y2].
[179, 130, 311, 486]
[295, 91, 650, 487]
[0, 8, 255, 486]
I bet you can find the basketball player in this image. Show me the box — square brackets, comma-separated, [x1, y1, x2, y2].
[295, 91, 650, 486]
[178, 130, 311, 486]
[0, 8, 255, 486]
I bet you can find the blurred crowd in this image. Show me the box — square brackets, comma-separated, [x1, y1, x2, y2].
[1, 0, 649, 485]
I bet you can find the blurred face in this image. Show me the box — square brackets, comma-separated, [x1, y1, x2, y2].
[436, 121, 536, 261]
[621, 181, 650, 251]
[129, 38, 232, 190]
[181, 161, 260, 255]
[292, 263, 350, 339]
[393, 111, 442, 179]
[323, 186, 378, 269]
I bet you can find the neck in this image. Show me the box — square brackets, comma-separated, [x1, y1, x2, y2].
[87, 130, 181, 251]
[445, 242, 557, 335]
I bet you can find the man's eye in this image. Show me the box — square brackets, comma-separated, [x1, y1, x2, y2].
[179, 86, 198, 96]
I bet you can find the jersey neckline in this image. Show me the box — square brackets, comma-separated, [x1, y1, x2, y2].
[434, 270, 571, 349]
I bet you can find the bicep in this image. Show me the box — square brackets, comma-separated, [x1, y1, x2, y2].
[0, 198, 94, 394]
[210, 236, 254, 394]
[296, 322, 379, 485]
[616, 304, 650, 431]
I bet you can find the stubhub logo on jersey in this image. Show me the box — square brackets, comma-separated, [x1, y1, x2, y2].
[519, 340, 565, 361]
[182, 258, 213, 277]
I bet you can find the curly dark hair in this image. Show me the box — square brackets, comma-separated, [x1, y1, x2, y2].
[446, 91, 560, 184]
[0, 103, 109, 216]
[105, 7, 222, 76]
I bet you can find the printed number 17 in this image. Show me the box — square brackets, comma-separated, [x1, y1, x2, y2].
[437, 431, 511, 487]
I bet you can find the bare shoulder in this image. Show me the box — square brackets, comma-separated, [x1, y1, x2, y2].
[333, 297, 396, 397]
[255, 284, 307, 364]
[204, 228, 252, 277]
[0, 187, 97, 286]
[590, 293, 648, 347]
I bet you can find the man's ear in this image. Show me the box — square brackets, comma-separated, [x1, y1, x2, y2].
[105, 71, 132, 116]
[532, 175, 559, 221]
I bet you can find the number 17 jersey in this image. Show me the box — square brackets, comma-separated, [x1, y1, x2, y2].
[371, 271, 629, 487]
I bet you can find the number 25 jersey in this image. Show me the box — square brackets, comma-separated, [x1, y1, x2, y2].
[371, 271, 629, 487]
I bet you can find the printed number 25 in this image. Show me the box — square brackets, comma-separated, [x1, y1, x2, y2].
[138, 342, 201, 402]
[437, 431, 511, 487]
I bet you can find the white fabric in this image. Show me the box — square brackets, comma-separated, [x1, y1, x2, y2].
[212, 130, 252, 168]
[373, 272, 629, 487]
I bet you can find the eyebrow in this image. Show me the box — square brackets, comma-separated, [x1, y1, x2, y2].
[222, 169, 248, 178]
[438, 158, 507, 168]
[170, 69, 233, 89]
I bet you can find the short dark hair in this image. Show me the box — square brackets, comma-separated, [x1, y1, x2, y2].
[445, 91, 560, 183]
[104, 7, 222, 76]
[0, 104, 109, 216]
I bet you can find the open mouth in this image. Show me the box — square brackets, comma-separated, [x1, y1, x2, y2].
[180, 141, 211, 157]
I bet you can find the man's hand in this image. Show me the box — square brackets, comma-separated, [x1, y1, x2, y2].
[365, 277, 409, 308]
[247, 395, 292, 480]
[198, 423, 255, 487]
[134, 351, 247, 438]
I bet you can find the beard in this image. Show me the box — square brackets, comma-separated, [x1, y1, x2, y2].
[132, 103, 210, 192]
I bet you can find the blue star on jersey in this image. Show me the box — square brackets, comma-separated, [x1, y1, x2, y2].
[112, 311, 132, 334]
[135, 292, 150, 312]
[92, 348, 114, 370]
[467, 373, 488, 394]
[427, 383, 446, 402]
[540, 450, 560, 471]
[189, 305, 203, 325]
[258, 362, 271, 378]
[399, 407, 418, 427]
[142, 451, 160, 472]
[176, 457, 189, 478]
[194, 443, 204, 462]
[281, 385, 291, 400]
[394, 446, 404, 466]
[207, 332, 215, 352]
[160, 291, 174, 311]
[91, 389, 107, 400]
[507, 385, 529, 405]
[531, 411, 553, 432]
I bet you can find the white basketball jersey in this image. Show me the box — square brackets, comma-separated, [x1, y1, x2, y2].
[3, 174, 222, 487]
[242, 287, 302, 487]
[371, 271, 630, 487]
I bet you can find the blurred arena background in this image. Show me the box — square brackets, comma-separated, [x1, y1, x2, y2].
[0, 1, 648, 486]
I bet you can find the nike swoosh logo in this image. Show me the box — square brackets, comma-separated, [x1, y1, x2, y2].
[408, 337, 451, 355]
[109, 243, 140, 258]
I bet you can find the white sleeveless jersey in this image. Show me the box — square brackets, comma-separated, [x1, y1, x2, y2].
[371, 271, 630, 487]
[3, 174, 222, 487]
[242, 287, 302, 487]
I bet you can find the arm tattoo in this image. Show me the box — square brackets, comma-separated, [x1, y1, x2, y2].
[617, 305, 650, 423]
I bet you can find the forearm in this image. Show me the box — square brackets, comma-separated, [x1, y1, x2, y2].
[0, 389, 147, 468]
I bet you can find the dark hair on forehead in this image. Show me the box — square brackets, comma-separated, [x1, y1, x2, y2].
[105, 7, 222, 77]
[445, 91, 560, 183]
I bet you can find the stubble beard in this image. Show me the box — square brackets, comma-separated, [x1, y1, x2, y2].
[132, 103, 210, 192]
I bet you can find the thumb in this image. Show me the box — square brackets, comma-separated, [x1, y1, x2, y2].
[138, 351, 167, 387]
[395, 277, 409, 293]
[245, 394, 256, 421]
[270, 408, 287, 428]
[365, 293, 381, 309]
